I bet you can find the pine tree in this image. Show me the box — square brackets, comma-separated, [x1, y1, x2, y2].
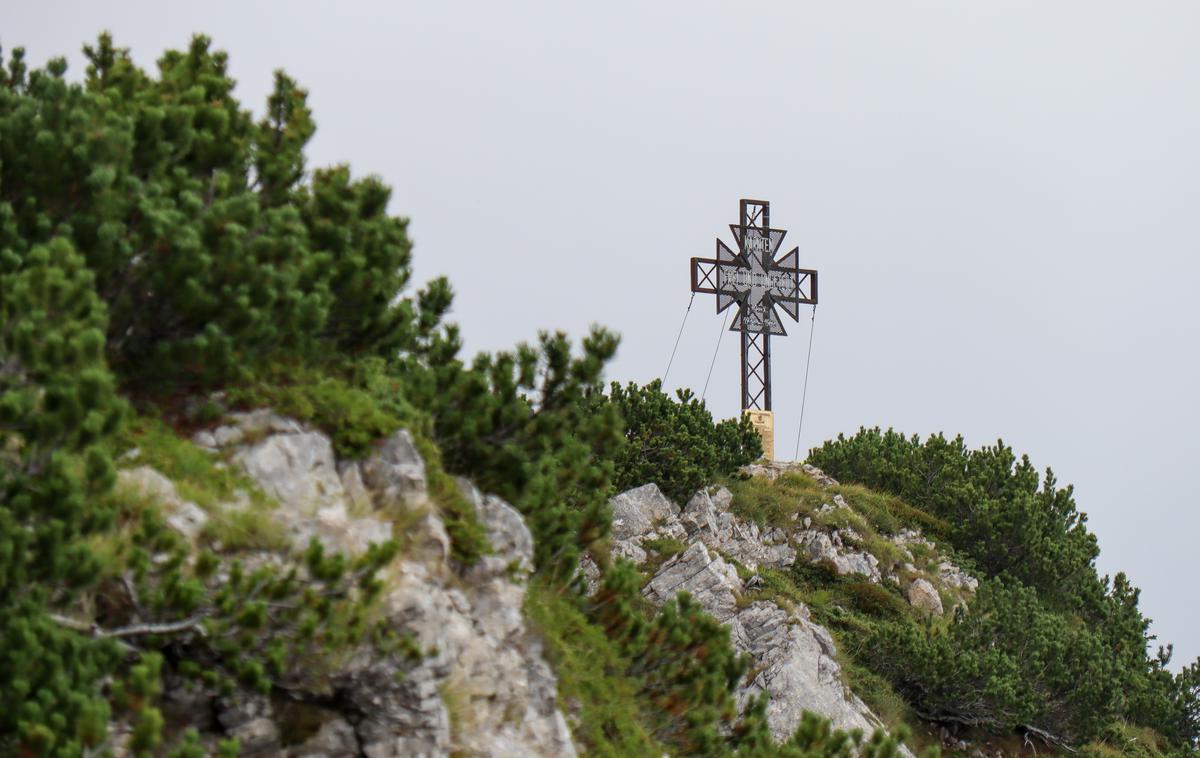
[608, 379, 762, 504]
[0, 237, 124, 754]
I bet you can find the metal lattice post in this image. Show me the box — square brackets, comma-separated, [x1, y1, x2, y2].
[740, 330, 772, 411]
[689, 199, 818, 455]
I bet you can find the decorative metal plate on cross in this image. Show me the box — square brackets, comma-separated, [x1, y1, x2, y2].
[690, 199, 818, 413]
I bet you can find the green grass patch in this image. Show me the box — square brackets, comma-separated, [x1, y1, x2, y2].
[117, 417, 256, 511]
[525, 580, 666, 757]
[227, 362, 411, 459]
[114, 417, 288, 552]
[640, 537, 687, 558]
[724, 473, 825, 529]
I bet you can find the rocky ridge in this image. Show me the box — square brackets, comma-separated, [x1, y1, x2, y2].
[597, 462, 979, 749]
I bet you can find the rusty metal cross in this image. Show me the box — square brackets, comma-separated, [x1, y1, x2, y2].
[690, 199, 817, 412]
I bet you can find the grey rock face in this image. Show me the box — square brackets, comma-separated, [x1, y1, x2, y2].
[802, 464, 840, 487]
[643, 542, 743, 623]
[361, 430, 429, 508]
[346, 479, 574, 758]
[906, 577, 945, 616]
[609, 483, 681, 541]
[681, 487, 795, 571]
[615, 480, 911, 754]
[339, 461, 373, 513]
[462, 479, 535, 577]
[730, 601, 887, 742]
[936, 561, 979, 592]
[125, 413, 579, 757]
[235, 430, 345, 513]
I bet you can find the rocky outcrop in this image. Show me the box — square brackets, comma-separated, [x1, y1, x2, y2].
[610, 483, 685, 542]
[795, 529, 881, 582]
[643, 542, 743, 622]
[131, 411, 576, 757]
[730, 601, 887, 742]
[603, 481, 907, 750]
[330, 477, 573, 758]
[681, 488, 796, 571]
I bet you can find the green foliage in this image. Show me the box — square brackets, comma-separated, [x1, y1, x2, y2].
[869, 579, 1122, 741]
[0, 35, 423, 391]
[608, 379, 762, 504]
[809, 427, 1200, 749]
[0, 235, 125, 754]
[108, 494, 402, 695]
[588, 561, 745, 753]
[809, 428, 1095, 599]
[409, 326, 624, 580]
[228, 363, 406, 459]
[525, 578, 668, 757]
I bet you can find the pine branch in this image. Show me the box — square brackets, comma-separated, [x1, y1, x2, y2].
[50, 612, 209, 642]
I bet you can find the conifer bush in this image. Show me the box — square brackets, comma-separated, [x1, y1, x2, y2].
[608, 379, 762, 504]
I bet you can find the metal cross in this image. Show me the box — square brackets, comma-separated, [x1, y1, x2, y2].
[690, 199, 818, 411]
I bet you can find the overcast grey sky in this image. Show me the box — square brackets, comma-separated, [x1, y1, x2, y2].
[4, 1, 1197, 668]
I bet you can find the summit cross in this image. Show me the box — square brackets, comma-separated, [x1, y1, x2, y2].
[690, 199, 817, 453]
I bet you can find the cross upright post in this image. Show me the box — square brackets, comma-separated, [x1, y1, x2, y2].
[689, 199, 818, 458]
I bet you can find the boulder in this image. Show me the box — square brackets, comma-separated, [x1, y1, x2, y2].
[609, 483, 681, 541]
[796, 531, 881, 583]
[907, 578, 944, 616]
[802, 463, 840, 487]
[361, 430, 429, 508]
[937, 561, 979, 592]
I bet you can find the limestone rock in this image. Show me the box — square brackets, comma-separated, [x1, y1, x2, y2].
[216, 694, 280, 755]
[213, 424, 245, 448]
[339, 461, 372, 513]
[907, 578, 945, 616]
[345, 492, 575, 758]
[361, 429, 429, 508]
[937, 561, 979, 592]
[731, 601, 888, 742]
[680, 487, 795, 571]
[235, 430, 345, 513]
[609, 483, 681, 541]
[229, 409, 304, 437]
[117, 466, 208, 541]
[577, 554, 602, 596]
[285, 506, 393, 557]
[462, 479, 534, 576]
[796, 530, 881, 583]
[802, 463, 840, 487]
[643, 542, 742, 622]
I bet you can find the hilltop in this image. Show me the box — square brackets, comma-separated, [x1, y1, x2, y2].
[1, 34, 1196, 757]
